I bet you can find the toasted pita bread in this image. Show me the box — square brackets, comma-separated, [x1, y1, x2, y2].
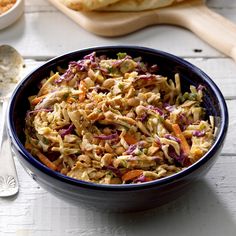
[98, 0, 185, 12]
[60, 0, 120, 11]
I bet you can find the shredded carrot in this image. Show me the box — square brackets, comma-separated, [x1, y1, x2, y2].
[35, 151, 58, 171]
[144, 177, 153, 182]
[122, 169, 143, 182]
[25, 143, 57, 171]
[172, 123, 190, 155]
[123, 133, 137, 145]
[163, 119, 173, 132]
[78, 80, 87, 102]
[31, 94, 47, 106]
[66, 96, 76, 104]
[192, 148, 203, 161]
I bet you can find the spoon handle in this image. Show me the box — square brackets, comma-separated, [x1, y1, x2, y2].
[0, 99, 19, 197]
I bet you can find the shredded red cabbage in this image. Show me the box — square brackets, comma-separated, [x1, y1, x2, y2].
[27, 108, 53, 116]
[168, 146, 190, 167]
[57, 54, 98, 83]
[69, 61, 87, 71]
[197, 84, 205, 91]
[178, 113, 190, 128]
[94, 132, 118, 140]
[99, 67, 110, 76]
[111, 55, 131, 68]
[55, 68, 74, 83]
[126, 141, 145, 155]
[139, 113, 148, 122]
[106, 166, 122, 178]
[155, 137, 162, 147]
[59, 124, 75, 138]
[136, 62, 148, 73]
[134, 175, 148, 183]
[83, 52, 96, 62]
[192, 130, 205, 137]
[147, 105, 164, 116]
[163, 103, 175, 112]
[126, 144, 137, 155]
[149, 64, 159, 73]
[164, 134, 180, 143]
[56, 62, 80, 83]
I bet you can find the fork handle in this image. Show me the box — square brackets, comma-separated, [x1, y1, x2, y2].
[0, 99, 19, 197]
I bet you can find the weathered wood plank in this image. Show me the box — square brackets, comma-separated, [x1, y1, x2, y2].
[1, 154, 236, 236]
[207, 0, 236, 8]
[1, 0, 236, 232]
[24, 0, 55, 12]
[1, 7, 236, 59]
[186, 58, 236, 99]
[222, 100, 236, 155]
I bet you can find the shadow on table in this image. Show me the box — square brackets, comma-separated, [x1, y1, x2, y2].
[20, 174, 236, 236]
[92, 180, 236, 236]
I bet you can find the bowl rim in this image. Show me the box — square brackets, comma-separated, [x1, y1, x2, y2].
[8, 45, 229, 191]
[0, 0, 22, 18]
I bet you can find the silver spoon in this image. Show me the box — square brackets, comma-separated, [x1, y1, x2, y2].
[0, 45, 24, 197]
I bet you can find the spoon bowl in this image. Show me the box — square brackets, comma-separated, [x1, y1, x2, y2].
[0, 45, 24, 98]
[0, 45, 24, 197]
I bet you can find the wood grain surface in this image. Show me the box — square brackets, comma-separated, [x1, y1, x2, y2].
[48, 0, 236, 62]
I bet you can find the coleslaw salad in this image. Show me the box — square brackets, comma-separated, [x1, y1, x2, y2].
[24, 52, 215, 184]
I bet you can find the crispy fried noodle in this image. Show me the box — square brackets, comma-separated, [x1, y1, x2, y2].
[24, 52, 215, 184]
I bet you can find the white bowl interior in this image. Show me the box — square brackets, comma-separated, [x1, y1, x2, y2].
[0, 0, 24, 30]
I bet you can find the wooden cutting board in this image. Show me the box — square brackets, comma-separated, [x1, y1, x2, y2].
[48, 0, 236, 62]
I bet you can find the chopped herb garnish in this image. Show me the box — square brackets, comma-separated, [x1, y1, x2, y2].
[117, 52, 127, 59]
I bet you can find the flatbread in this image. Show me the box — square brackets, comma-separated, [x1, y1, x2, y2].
[60, 0, 186, 11]
[59, 0, 120, 11]
[98, 0, 186, 12]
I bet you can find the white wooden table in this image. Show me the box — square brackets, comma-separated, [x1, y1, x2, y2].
[0, 0, 236, 235]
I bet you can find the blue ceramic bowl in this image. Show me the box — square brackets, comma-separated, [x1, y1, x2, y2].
[8, 46, 228, 212]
